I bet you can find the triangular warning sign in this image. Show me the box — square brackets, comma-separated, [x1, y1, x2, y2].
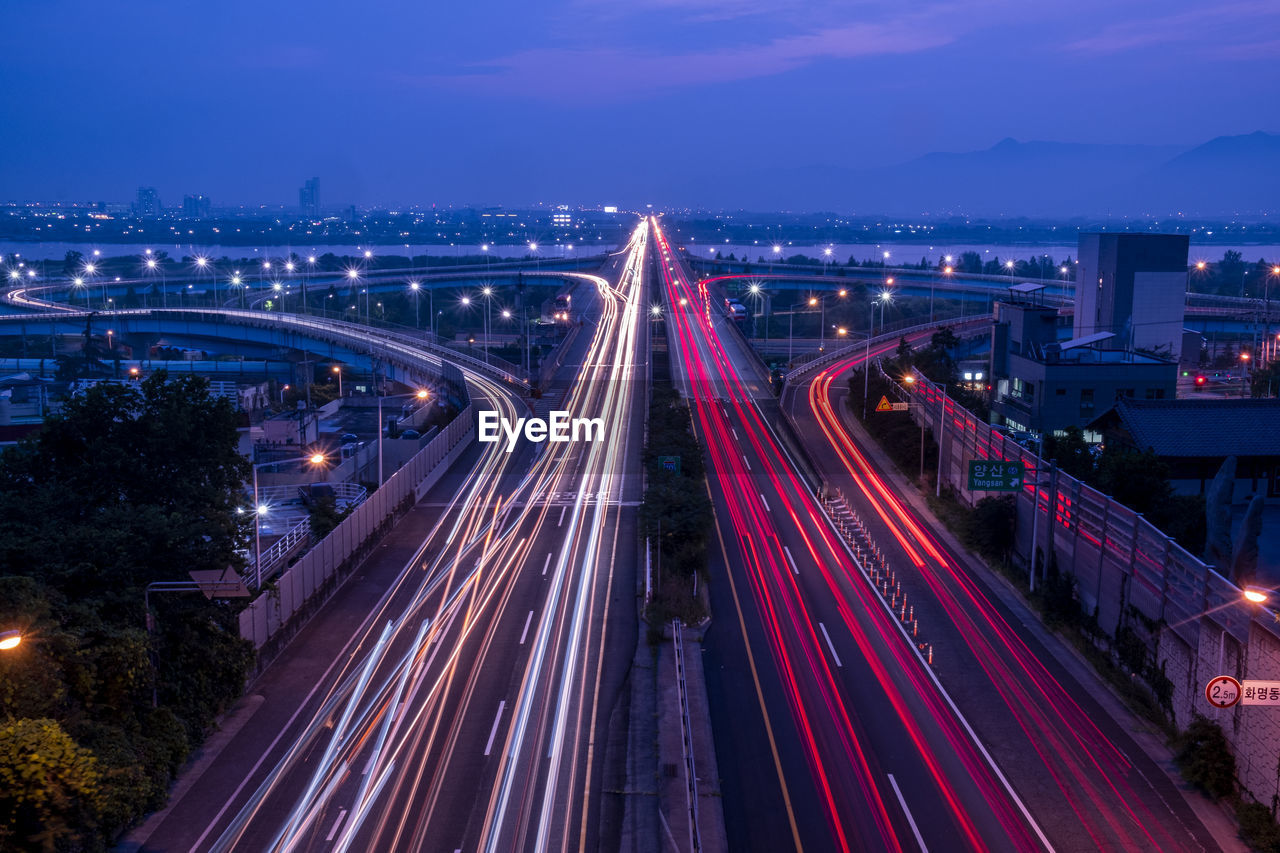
[875, 395, 893, 412]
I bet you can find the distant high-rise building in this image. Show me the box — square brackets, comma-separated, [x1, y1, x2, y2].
[1075, 233, 1189, 360]
[134, 186, 162, 218]
[182, 194, 211, 218]
[299, 177, 320, 217]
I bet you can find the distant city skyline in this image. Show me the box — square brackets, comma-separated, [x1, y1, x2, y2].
[0, 1, 1277, 214]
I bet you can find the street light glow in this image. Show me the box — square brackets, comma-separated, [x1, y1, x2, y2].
[1245, 587, 1269, 603]
[346, 268, 359, 280]
[0, 630, 20, 651]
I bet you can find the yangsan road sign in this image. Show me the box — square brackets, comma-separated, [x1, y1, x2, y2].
[967, 460, 1025, 492]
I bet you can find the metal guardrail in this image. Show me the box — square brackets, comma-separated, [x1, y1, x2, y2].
[672, 619, 701, 853]
[782, 314, 991, 384]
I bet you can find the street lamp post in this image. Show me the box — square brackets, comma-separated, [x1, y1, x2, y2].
[251, 453, 327, 589]
[410, 281, 421, 329]
[332, 365, 343, 397]
[378, 389, 429, 487]
[481, 286, 494, 365]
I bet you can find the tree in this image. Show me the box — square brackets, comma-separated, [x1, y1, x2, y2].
[1043, 425, 1095, 481]
[964, 496, 1016, 563]
[1094, 448, 1172, 516]
[0, 373, 254, 846]
[62, 251, 84, 277]
[893, 336, 913, 370]
[0, 718, 101, 852]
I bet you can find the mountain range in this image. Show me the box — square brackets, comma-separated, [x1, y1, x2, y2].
[692, 131, 1280, 217]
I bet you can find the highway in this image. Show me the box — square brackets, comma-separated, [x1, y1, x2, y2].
[773, 336, 1220, 852]
[652, 217, 1048, 852]
[160, 223, 650, 852]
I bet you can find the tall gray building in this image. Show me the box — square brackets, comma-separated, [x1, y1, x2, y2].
[299, 177, 320, 217]
[134, 186, 161, 218]
[182, 194, 211, 218]
[1075, 233, 1189, 360]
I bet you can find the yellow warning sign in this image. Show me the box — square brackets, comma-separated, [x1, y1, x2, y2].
[875, 395, 893, 412]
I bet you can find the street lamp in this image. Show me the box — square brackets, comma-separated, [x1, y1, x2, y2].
[0, 629, 20, 651]
[409, 281, 422, 329]
[250, 453, 327, 588]
[378, 389, 430, 486]
[345, 268, 360, 318]
[877, 288, 894, 334]
[481, 285, 494, 364]
[332, 365, 343, 397]
[936, 265, 953, 323]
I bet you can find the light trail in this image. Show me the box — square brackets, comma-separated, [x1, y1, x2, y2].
[198, 223, 652, 852]
[795, 332, 1200, 848]
[651, 217, 1045, 852]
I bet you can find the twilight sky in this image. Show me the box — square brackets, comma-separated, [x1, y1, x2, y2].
[1, 0, 1277, 210]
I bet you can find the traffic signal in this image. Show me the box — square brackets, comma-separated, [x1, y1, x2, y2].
[1194, 374, 1207, 389]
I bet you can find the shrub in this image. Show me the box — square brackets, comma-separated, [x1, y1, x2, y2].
[1237, 801, 1280, 852]
[1174, 716, 1236, 799]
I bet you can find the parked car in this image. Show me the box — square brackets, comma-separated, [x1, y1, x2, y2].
[400, 429, 421, 440]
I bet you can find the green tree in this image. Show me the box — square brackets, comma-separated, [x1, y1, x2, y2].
[963, 496, 1017, 563]
[0, 374, 255, 846]
[1043, 425, 1095, 481]
[1094, 448, 1171, 516]
[0, 718, 101, 852]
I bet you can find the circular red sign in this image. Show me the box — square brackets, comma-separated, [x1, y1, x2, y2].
[1205, 675, 1242, 709]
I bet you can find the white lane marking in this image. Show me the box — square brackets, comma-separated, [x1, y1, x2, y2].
[484, 701, 506, 756]
[783, 545, 799, 575]
[819, 622, 843, 668]
[519, 611, 534, 645]
[542, 552, 552, 576]
[732, 427, 740, 440]
[760, 494, 771, 513]
[812, 485, 1055, 851]
[558, 506, 566, 527]
[325, 808, 348, 842]
[742, 455, 751, 471]
[888, 773, 929, 852]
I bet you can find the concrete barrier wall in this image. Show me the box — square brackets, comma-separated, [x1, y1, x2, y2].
[889, 366, 1280, 806]
[238, 404, 474, 651]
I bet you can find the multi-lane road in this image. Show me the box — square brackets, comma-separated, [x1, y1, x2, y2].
[6, 217, 1228, 851]
[654, 214, 1229, 852]
[119, 225, 651, 852]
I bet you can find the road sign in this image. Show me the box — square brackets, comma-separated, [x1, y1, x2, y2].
[967, 460, 1025, 492]
[1206, 675, 1242, 709]
[874, 396, 909, 413]
[658, 455, 681, 474]
[1242, 680, 1280, 705]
